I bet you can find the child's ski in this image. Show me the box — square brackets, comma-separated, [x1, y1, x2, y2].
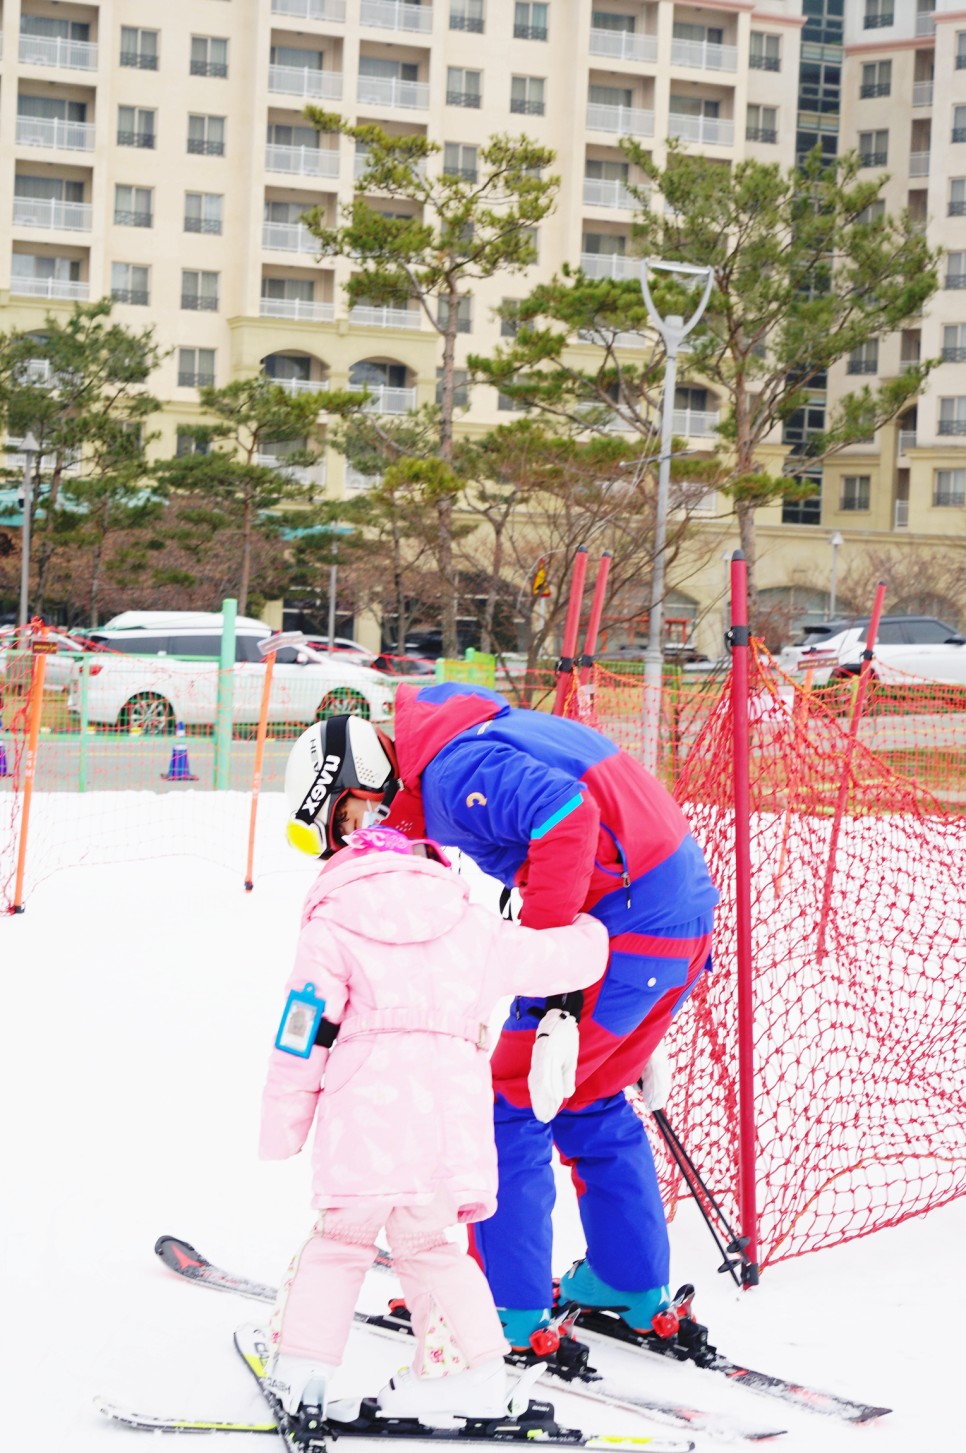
[154, 1236, 783, 1443]
[234, 1322, 695, 1451]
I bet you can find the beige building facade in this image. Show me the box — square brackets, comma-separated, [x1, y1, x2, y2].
[3, 0, 956, 656]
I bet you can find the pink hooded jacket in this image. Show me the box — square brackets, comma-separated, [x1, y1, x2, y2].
[259, 849, 608, 1222]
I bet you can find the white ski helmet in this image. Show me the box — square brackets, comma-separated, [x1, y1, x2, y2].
[284, 716, 400, 858]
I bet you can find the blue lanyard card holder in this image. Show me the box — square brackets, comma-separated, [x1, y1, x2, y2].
[275, 982, 327, 1058]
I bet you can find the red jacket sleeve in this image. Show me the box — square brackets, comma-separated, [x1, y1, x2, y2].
[516, 790, 601, 930]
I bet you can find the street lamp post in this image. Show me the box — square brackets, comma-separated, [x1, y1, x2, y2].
[828, 531, 844, 620]
[639, 260, 715, 775]
[17, 431, 40, 631]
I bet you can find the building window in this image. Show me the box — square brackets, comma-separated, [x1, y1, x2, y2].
[436, 368, 469, 406]
[111, 262, 150, 306]
[267, 122, 319, 149]
[114, 185, 153, 228]
[934, 468, 966, 506]
[447, 68, 482, 107]
[443, 143, 478, 181]
[185, 192, 223, 234]
[840, 475, 871, 511]
[939, 397, 966, 435]
[943, 323, 966, 362]
[190, 36, 228, 78]
[438, 295, 472, 334]
[847, 340, 879, 375]
[746, 105, 778, 144]
[511, 76, 546, 116]
[117, 107, 156, 148]
[958, 33, 966, 69]
[749, 32, 780, 71]
[858, 198, 886, 224]
[860, 60, 891, 98]
[178, 348, 216, 389]
[864, 0, 894, 28]
[781, 488, 822, 525]
[514, 3, 548, 41]
[799, 58, 841, 115]
[176, 429, 211, 457]
[188, 115, 226, 156]
[450, 0, 485, 33]
[120, 28, 158, 70]
[858, 130, 888, 166]
[181, 271, 219, 311]
[954, 106, 966, 144]
[946, 252, 966, 289]
[500, 300, 522, 337]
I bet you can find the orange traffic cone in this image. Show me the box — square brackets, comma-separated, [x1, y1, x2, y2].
[161, 722, 199, 782]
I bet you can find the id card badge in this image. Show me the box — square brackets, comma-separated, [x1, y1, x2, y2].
[275, 982, 327, 1057]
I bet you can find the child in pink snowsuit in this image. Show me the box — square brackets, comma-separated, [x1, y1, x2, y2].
[260, 826, 608, 1421]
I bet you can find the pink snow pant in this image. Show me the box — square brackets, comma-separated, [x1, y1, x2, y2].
[275, 1188, 509, 1372]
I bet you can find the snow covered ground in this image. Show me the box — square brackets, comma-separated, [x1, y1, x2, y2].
[1, 793, 960, 1451]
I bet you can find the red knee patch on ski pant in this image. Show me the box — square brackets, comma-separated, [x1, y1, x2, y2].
[490, 929, 713, 1113]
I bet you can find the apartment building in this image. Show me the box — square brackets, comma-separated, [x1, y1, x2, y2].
[7, 0, 918, 654]
[811, 0, 966, 620]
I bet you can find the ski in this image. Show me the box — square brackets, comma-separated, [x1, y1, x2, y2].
[235, 1322, 694, 1452]
[560, 1306, 891, 1426]
[96, 1398, 278, 1434]
[155, 1236, 783, 1443]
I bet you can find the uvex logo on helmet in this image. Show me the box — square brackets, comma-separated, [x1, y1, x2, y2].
[299, 753, 343, 819]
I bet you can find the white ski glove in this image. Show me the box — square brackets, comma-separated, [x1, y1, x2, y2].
[639, 1041, 671, 1112]
[528, 1009, 580, 1122]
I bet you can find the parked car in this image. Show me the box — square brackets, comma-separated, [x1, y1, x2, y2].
[0, 624, 107, 692]
[779, 615, 966, 687]
[66, 618, 398, 732]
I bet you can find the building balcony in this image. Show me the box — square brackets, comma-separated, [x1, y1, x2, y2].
[349, 303, 422, 329]
[909, 150, 930, 176]
[271, 0, 347, 18]
[672, 408, 719, 437]
[349, 382, 418, 413]
[588, 28, 657, 64]
[582, 177, 636, 209]
[749, 53, 780, 72]
[345, 464, 380, 490]
[746, 127, 778, 144]
[942, 345, 966, 362]
[864, 12, 894, 27]
[255, 454, 327, 488]
[266, 143, 340, 178]
[858, 150, 888, 168]
[939, 418, 966, 435]
[181, 293, 219, 311]
[111, 288, 150, 306]
[11, 275, 90, 301]
[19, 33, 98, 71]
[361, 0, 433, 33]
[447, 89, 482, 108]
[187, 139, 225, 156]
[267, 376, 331, 396]
[586, 102, 654, 138]
[847, 359, 879, 374]
[945, 272, 966, 289]
[12, 197, 92, 231]
[359, 75, 430, 109]
[579, 252, 640, 280]
[262, 221, 319, 253]
[177, 370, 217, 387]
[894, 498, 909, 528]
[913, 81, 934, 107]
[898, 429, 916, 453]
[668, 113, 734, 147]
[916, 12, 936, 36]
[259, 296, 335, 322]
[268, 64, 343, 101]
[578, 326, 647, 349]
[670, 39, 737, 73]
[15, 116, 95, 153]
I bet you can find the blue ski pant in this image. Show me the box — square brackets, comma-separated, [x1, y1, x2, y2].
[471, 1091, 669, 1311]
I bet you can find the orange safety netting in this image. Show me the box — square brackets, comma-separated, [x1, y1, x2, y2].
[558, 648, 966, 1267]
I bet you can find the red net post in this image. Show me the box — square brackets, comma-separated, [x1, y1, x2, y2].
[553, 547, 589, 717]
[579, 552, 612, 686]
[729, 552, 760, 1285]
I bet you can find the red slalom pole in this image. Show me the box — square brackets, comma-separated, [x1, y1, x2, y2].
[553, 546, 589, 716]
[579, 551, 613, 685]
[729, 551, 759, 1286]
[816, 581, 887, 961]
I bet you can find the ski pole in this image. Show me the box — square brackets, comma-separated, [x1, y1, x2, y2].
[650, 1107, 753, 1289]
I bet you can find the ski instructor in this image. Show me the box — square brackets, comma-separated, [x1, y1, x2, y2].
[282, 682, 719, 1353]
